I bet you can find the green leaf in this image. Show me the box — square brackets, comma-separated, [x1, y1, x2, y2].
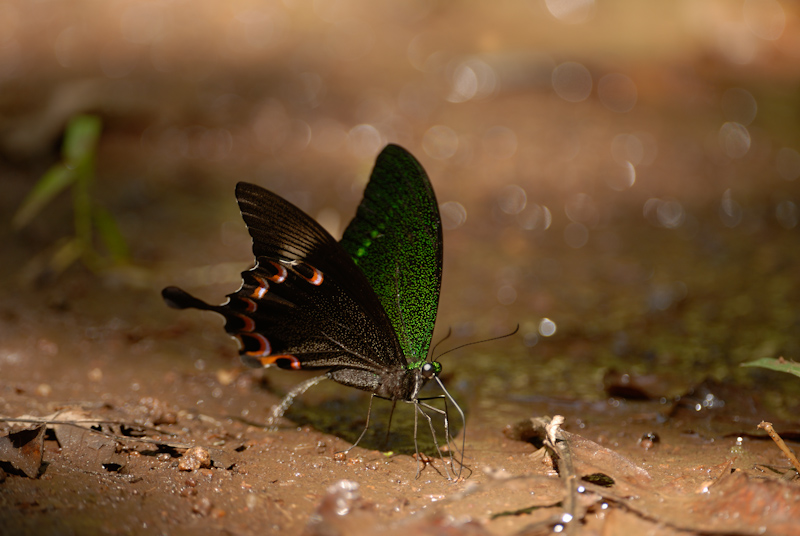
[62, 115, 102, 165]
[741, 357, 800, 379]
[93, 205, 129, 263]
[12, 164, 75, 229]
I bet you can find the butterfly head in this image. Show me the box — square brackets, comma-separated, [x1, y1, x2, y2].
[420, 361, 442, 380]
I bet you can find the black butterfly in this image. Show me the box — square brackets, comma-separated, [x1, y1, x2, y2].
[162, 144, 464, 478]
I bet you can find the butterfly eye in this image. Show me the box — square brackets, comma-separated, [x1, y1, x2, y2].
[421, 362, 441, 379]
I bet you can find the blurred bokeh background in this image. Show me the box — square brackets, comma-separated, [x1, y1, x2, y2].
[3, 0, 800, 409]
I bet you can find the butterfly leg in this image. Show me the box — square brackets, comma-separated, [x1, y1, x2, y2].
[415, 400, 454, 480]
[266, 375, 327, 429]
[412, 401, 422, 478]
[408, 399, 454, 480]
[427, 376, 467, 479]
[383, 399, 398, 449]
[419, 397, 467, 480]
[338, 393, 376, 455]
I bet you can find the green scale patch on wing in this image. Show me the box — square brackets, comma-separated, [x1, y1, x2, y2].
[339, 144, 443, 369]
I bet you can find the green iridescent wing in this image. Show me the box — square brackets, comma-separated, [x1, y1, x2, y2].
[340, 144, 443, 369]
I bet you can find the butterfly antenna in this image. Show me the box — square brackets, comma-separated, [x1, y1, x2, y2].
[434, 324, 520, 361]
[429, 327, 453, 360]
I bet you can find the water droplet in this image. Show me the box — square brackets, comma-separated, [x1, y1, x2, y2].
[718, 122, 751, 159]
[483, 126, 517, 159]
[497, 285, 517, 306]
[743, 0, 785, 41]
[716, 22, 757, 65]
[564, 222, 589, 248]
[498, 185, 527, 215]
[598, 73, 637, 113]
[440, 201, 467, 230]
[523, 332, 539, 347]
[544, 0, 596, 24]
[657, 200, 685, 229]
[604, 161, 636, 191]
[775, 200, 798, 229]
[719, 189, 742, 228]
[552, 62, 592, 103]
[721, 88, 757, 125]
[347, 124, 382, 158]
[422, 125, 459, 159]
[517, 204, 552, 230]
[645, 198, 685, 229]
[564, 193, 599, 226]
[611, 133, 644, 166]
[539, 318, 557, 337]
[447, 58, 496, 103]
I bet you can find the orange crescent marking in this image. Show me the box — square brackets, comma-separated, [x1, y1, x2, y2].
[258, 354, 302, 370]
[304, 267, 324, 286]
[240, 297, 257, 312]
[266, 260, 288, 283]
[236, 314, 256, 332]
[250, 276, 269, 299]
[239, 333, 271, 357]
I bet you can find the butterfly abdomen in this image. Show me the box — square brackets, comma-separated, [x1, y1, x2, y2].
[327, 365, 419, 401]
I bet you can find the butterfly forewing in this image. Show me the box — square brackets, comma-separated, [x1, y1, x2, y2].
[340, 145, 443, 368]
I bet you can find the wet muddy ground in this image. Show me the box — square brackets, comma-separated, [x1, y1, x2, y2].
[2, 1, 800, 535]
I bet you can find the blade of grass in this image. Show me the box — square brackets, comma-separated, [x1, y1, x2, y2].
[49, 238, 83, 275]
[68, 116, 101, 262]
[12, 164, 75, 229]
[94, 205, 129, 263]
[62, 115, 102, 165]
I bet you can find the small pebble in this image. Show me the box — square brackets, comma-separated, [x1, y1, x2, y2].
[88, 368, 103, 382]
[179, 447, 212, 471]
[192, 497, 213, 516]
[638, 432, 660, 450]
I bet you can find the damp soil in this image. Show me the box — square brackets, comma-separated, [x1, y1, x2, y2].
[3, 2, 800, 535]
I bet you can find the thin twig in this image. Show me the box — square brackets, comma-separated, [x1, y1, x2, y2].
[758, 421, 800, 475]
[541, 415, 579, 536]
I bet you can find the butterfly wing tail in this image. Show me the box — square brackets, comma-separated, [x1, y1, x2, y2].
[162, 286, 219, 311]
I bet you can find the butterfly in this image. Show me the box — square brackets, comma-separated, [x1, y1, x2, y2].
[162, 144, 464, 479]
